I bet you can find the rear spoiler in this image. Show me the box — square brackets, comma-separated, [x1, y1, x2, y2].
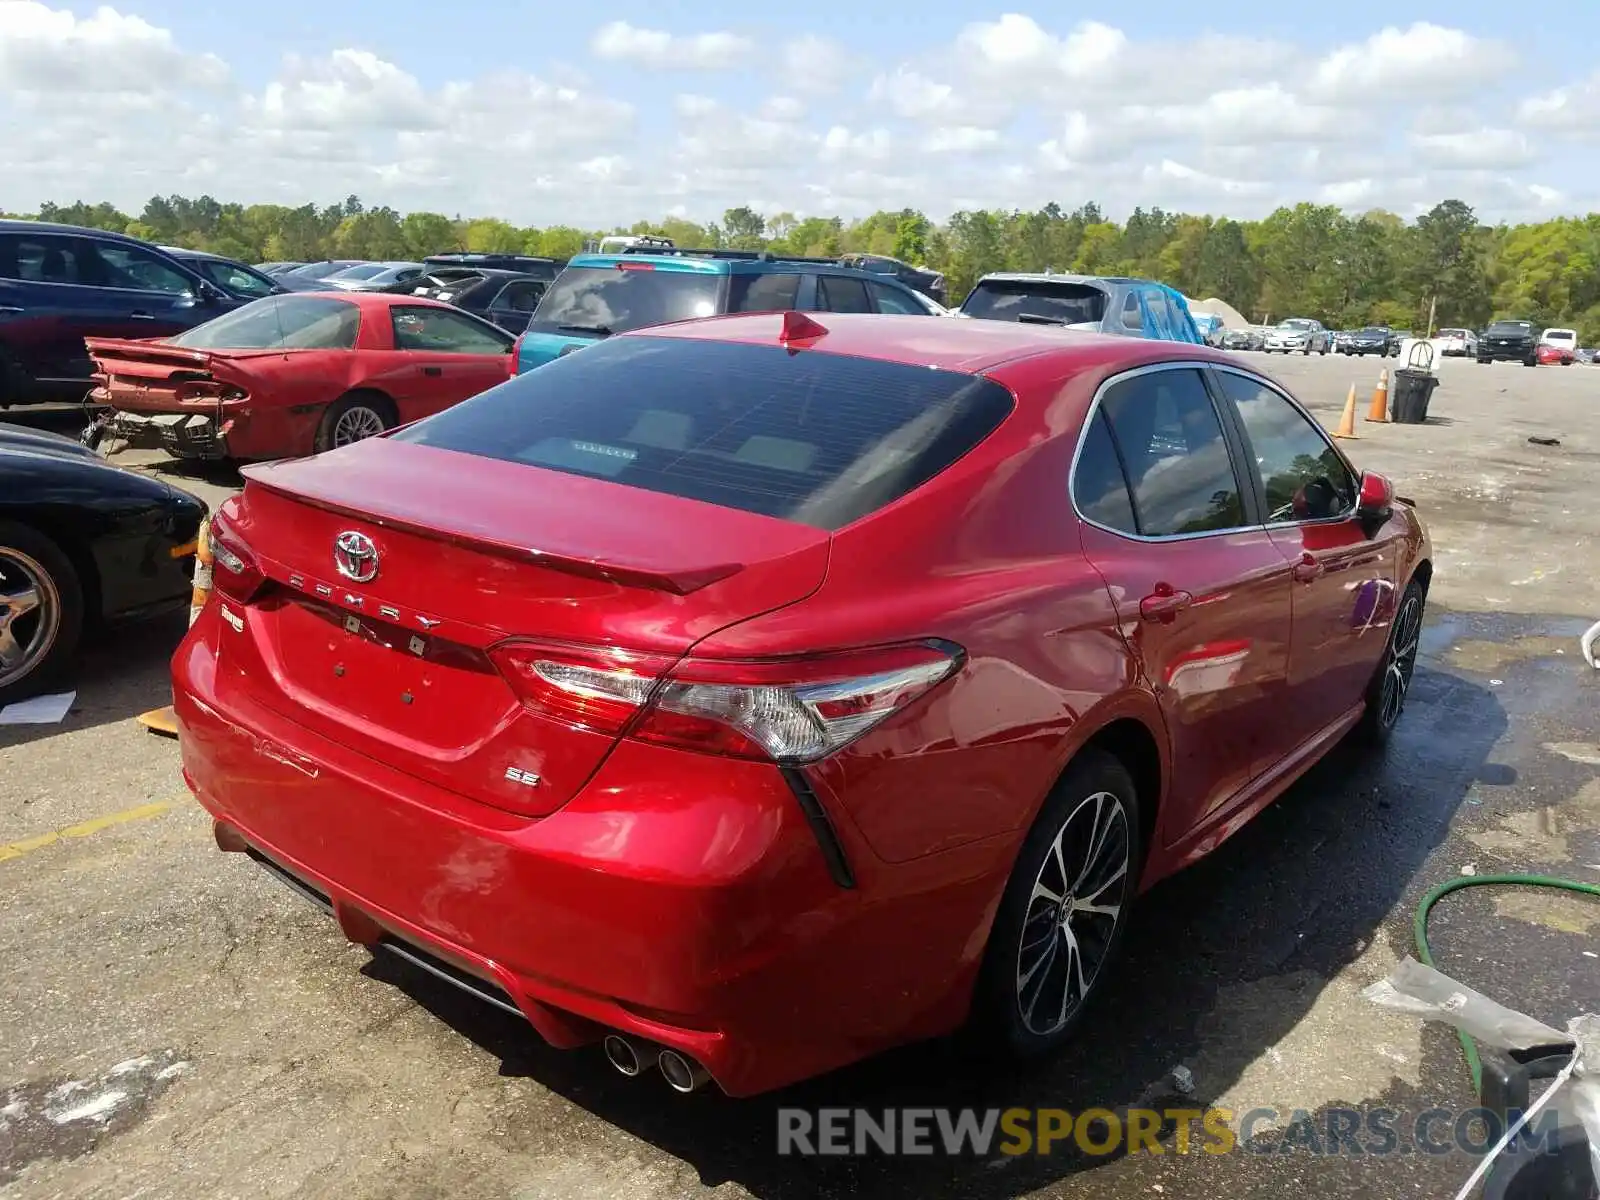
[85, 339, 268, 389]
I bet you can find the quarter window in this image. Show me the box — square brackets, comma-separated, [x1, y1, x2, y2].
[818, 275, 872, 313]
[1072, 409, 1138, 534]
[1215, 372, 1357, 522]
[1120, 291, 1144, 333]
[868, 282, 926, 315]
[1098, 369, 1245, 537]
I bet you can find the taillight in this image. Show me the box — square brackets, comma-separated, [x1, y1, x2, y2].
[205, 507, 266, 602]
[490, 639, 962, 763]
[511, 333, 526, 372]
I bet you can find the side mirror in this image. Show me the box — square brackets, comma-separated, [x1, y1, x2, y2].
[1356, 471, 1394, 533]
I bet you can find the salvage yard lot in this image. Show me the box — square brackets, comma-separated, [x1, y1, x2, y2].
[3, 352, 1598, 1199]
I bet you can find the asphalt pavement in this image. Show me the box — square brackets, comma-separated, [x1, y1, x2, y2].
[2, 350, 1597, 1199]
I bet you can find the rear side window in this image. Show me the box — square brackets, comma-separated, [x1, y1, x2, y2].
[1098, 369, 1244, 537]
[170, 295, 361, 350]
[869, 282, 927, 315]
[0, 235, 88, 285]
[728, 272, 801, 313]
[529, 266, 721, 335]
[394, 337, 1015, 531]
[962, 279, 1109, 326]
[818, 276, 872, 313]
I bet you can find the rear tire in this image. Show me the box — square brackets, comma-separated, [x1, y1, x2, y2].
[1356, 578, 1425, 747]
[971, 748, 1142, 1058]
[0, 520, 84, 707]
[315, 392, 396, 454]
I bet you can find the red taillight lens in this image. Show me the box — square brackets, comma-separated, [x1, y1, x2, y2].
[206, 507, 266, 602]
[511, 333, 526, 370]
[490, 639, 961, 763]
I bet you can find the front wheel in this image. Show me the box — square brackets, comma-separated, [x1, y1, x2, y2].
[0, 521, 85, 707]
[1356, 579, 1425, 746]
[971, 749, 1142, 1057]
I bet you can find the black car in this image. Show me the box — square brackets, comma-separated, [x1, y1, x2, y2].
[0, 220, 242, 407]
[1478, 319, 1539, 366]
[1342, 326, 1397, 356]
[0, 423, 204, 703]
[404, 269, 547, 333]
[161, 247, 286, 302]
[422, 253, 564, 283]
[836, 253, 949, 306]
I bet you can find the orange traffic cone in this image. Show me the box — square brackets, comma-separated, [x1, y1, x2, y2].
[1366, 368, 1390, 423]
[1334, 384, 1359, 439]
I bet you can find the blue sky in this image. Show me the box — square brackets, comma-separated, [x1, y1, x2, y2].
[3, 1, 1597, 227]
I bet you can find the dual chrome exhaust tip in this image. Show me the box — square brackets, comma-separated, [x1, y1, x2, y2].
[602, 1034, 711, 1094]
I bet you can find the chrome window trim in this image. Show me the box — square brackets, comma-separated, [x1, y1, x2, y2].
[1067, 359, 1262, 545]
[1208, 363, 1361, 529]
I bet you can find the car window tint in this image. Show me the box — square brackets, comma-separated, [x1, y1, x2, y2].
[727, 272, 801, 313]
[1216, 372, 1356, 523]
[529, 266, 721, 334]
[493, 282, 545, 313]
[818, 275, 872, 314]
[93, 244, 194, 293]
[1073, 408, 1138, 534]
[391, 305, 514, 354]
[200, 260, 276, 298]
[1121, 291, 1144, 332]
[1099, 369, 1244, 537]
[394, 337, 1015, 531]
[170, 295, 361, 350]
[0, 235, 88, 284]
[961, 280, 1107, 325]
[869, 282, 926, 315]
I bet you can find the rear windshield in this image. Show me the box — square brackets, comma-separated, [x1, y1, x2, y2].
[1545, 329, 1576, 341]
[169, 295, 360, 350]
[393, 336, 1015, 530]
[528, 266, 722, 335]
[1488, 321, 1533, 333]
[961, 279, 1108, 325]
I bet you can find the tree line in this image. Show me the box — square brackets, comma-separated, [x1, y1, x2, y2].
[10, 194, 1599, 339]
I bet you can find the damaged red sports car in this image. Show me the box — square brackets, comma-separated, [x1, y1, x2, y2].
[174, 312, 1432, 1096]
[86, 292, 515, 461]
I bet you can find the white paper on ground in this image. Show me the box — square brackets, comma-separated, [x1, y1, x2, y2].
[0, 691, 76, 725]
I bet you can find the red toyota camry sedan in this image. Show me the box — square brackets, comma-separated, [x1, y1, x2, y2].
[173, 311, 1431, 1096]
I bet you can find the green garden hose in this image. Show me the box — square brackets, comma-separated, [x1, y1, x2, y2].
[1413, 873, 1600, 1091]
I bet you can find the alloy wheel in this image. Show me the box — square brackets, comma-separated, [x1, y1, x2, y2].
[332, 405, 387, 447]
[0, 548, 60, 689]
[1015, 790, 1131, 1036]
[1378, 592, 1423, 730]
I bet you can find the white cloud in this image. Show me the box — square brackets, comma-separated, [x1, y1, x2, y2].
[590, 21, 751, 70]
[0, 8, 1590, 227]
[0, 0, 226, 92]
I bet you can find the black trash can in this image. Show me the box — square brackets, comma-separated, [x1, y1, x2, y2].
[1392, 367, 1439, 424]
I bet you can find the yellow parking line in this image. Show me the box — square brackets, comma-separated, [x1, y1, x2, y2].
[0, 800, 175, 863]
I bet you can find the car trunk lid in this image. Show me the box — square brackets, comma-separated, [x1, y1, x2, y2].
[86, 338, 277, 413]
[220, 438, 831, 816]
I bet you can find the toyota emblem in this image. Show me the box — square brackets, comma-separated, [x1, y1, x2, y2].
[333, 531, 380, 583]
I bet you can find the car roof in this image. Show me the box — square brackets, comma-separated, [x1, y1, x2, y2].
[565, 253, 923, 285]
[160, 245, 236, 262]
[0, 218, 158, 247]
[268, 290, 459, 311]
[973, 273, 1139, 288]
[628, 311, 1235, 376]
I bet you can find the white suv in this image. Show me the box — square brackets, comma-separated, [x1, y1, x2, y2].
[1436, 328, 1478, 357]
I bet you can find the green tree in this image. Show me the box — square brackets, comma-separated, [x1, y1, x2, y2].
[892, 209, 930, 263]
[722, 206, 766, 249]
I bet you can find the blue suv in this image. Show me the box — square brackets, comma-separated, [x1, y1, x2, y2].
[0, 220, 240, 406]
[515, 248, 942, 372]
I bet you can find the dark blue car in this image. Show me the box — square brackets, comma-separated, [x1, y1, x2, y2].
[0, 220, 240, 406]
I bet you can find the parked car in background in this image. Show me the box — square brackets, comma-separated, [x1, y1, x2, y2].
[959, 274, 1203, 343]
[1341, 326, 1395, 356]
[255, 262, 303, 275]
[594, 235, 675, 255]
[323, 262, 425, 292]
[1221, 327, 1266, 351]
[83, 292, 514, 460]
[407, 269, 548, 334]
[423, 254, 564, 283]
[514, 248, 939, 372]
[1576, 347, 1596, 365]
[1536, 342, 1569, 366]
[836, 253, 949, 307]
[162, 248, 286, 302]
[1435, 328, 1478, 357]
[1478, 319, 1539, 366]
[1264, 318, 1332, 354]
[0, 219, 243, 406]
[276, 260, 367, 284]
[1539, 327, 1577, 364]
[1190, 313, 1224, 345]
[173, 312, 1431, 1097]
[0, 422, 204, 704]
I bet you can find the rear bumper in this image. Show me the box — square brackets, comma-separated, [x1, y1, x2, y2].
[172, 609, 994, 1094]
[98, 409, 230, 459]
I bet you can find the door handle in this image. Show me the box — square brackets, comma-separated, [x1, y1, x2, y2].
[422, 366, 442, 377]
[1293, 554, 1324, 583]
[1139, 586, 1194, 622]
[129, 311, 155, 320]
